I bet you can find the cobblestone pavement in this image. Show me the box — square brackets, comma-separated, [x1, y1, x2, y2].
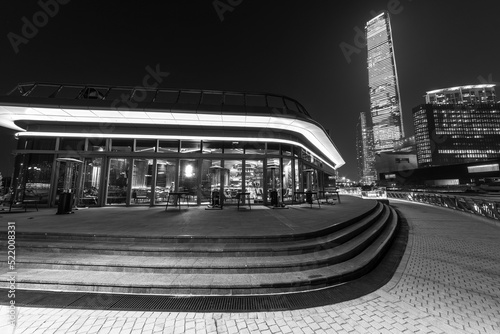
[1, 200, 499, 333]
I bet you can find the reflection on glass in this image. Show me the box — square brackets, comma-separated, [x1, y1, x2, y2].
[267, 158, 281, 203]
[155, 159, 177, 204]
[158, 140, 179, 153]
[202, 141, 223, 154]
[245, 142, 265, 155]
[224, 142, 244, 154]
[80, 157, 102, 206]
[111, 139, 133, 152]
[135, 140, 157, 152]
[180, 141, 201, 153]
[201, 159, 221, 203]
[17, 154, 53, 205]
[131, 159, 153, 205]
[107, 158, 129, 205]
[283, 158, 293, 201]
[267, 143, 280, 155]
[224, 160, 242, 202]
[179, 159, 199, 203]
[295, 159, 300, 192]
[245, 160, 264, 203]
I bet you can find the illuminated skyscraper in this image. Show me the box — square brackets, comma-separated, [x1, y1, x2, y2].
[414, 84, 499, 167]
[366, 11, 404, 153]
[356, 112, 376, 184]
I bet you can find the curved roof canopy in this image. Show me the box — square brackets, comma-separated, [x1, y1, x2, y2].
[0, 83, 345, 169]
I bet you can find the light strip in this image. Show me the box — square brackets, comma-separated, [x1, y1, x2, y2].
[16, 131, 338, 171]
[427, 84, 496, 95]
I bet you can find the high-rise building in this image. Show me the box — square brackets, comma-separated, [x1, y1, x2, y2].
[355, 112, 376, 184]
[366, 11, 404, 153]
[413, 84, 500, 167]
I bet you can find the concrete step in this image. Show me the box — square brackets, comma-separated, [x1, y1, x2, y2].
[0, 205, 399, 294]
[4, 204, 385, 257]
[4, 205, 390, 274]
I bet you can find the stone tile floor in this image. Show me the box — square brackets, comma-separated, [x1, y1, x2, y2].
[1, 200, 500, 333]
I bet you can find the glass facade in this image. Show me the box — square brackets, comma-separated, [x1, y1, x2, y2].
[10, 138, 333, 207]
[366, 11, 404, 153]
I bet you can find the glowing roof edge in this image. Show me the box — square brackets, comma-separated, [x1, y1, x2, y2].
[426, 84, 496, 95]
[0, 106, 345, 169]
[17, 131, 339, 171]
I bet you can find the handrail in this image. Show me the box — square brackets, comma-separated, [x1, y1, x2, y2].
[5, 82, 311, 117]
[387, 191, 500, 221]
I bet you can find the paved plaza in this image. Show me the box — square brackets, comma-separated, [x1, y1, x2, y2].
[1, 199, 500, 333]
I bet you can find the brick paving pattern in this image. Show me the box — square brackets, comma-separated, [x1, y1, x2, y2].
[1, 200, 499, 333]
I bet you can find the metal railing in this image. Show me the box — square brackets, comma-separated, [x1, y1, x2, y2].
[387, 191, 500, 221]
[6, 82, 311, 117]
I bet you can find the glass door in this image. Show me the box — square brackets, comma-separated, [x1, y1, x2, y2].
[106, 158, 129, 205]
[155, 159, 177, 205]
[131, 159, 153, 205]
[79, 157, 102, 206]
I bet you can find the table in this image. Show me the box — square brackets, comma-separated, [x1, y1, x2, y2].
[165, 192, 189, 210]
[236, 192, 251, 210]
[292, 191, 321, 208]
[318, 190, 341, 204]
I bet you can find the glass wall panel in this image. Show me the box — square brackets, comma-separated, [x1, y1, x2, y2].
[22, 138, 56, 150]
[295, 159, 302, 192]
[107, 158, 129, 204]
[302, 165, 318, 192]
[111, 139, 133, 152]
[135, 140, 157, 153]
[267, 158, 281, 203]
[17, 154, 53, 205]
[155, 159, 177, 204]
[293, 146, 301, 157]
[55, 157, 81, 206]
[267, 143, 280, 155]
[88, 137, 107, 151]
[283, 158, 293, 201]
[281, 144, 292, 156]
[245, 159, 264, 203]
[131, 159, 153, 205]
[79, 157, 102, 206]
[180, 140, 201, 153]
[59, 138, 86, 151]
[224, 160, 243, 202]
[224, 141, 245, 154]
[202, 141, 223, 154]
[179, 159, 199, 203]
[201, 159, 222, 203]
[245, 142, 265, 155]
[159, 140, 179, 153]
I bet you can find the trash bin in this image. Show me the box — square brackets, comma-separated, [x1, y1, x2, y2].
[211, 191, 220, 206]
[57, 192, 73, 214]
[270, 190, 278, 206]
[306, 190, 313, 204]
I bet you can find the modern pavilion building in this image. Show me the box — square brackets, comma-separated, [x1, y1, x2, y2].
[366, 11, 404, 153]
[0, 82, 344, 208]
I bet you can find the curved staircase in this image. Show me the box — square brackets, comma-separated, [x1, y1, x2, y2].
[1, 201, 399, 296]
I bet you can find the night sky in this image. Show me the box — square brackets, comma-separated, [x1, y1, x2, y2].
[0, 0, 498, 181]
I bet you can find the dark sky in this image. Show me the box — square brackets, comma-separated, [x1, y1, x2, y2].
[0, 0, 499, 181]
